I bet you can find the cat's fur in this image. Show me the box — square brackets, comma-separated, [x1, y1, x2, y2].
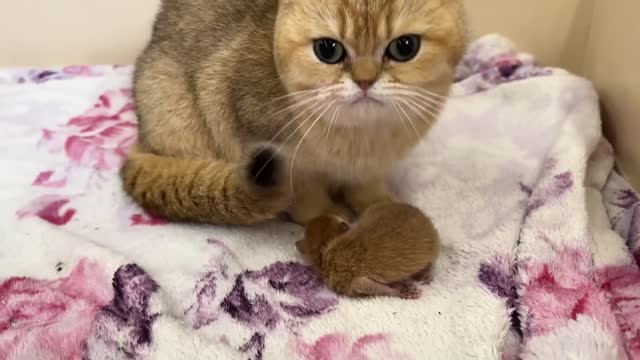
[122, 0, 467, 225]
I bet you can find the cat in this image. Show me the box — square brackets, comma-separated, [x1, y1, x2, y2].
[121, 0, 467, 225]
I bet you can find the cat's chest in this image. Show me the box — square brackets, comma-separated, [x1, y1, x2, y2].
[291, 124, 420, 181]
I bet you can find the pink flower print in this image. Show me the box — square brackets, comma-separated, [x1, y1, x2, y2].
[0, 259, 113, 360]
[17, 194, 77, 226]
[521, 248, 620, 338]
[130, 213, 169, 226]
[32, 170, 67, 189]
[293, 333, 408, 360]
[61, 66, 98, 77]
[39, 89, 137, 171]
[598, 264, 640, 358]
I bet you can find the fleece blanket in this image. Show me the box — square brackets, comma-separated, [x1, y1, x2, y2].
[1, 34, 639, 360]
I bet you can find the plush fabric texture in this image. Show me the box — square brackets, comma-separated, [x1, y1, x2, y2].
[1, 35, 638, 359]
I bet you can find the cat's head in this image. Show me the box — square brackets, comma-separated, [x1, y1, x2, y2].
[274, 0, 466, 128]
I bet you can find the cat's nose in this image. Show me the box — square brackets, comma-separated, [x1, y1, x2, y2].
[355, 80, 375, 91]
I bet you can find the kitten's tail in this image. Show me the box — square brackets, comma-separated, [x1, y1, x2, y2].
[120, 145, 291, 225]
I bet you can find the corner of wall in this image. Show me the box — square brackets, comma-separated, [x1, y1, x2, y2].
[559, 0, 595, 74]
[582, 0, 640, 190]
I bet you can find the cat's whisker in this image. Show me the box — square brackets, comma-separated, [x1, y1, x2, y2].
[290, 101, 336, 193]
[323, 104, 341, 163]
[398, 98, 434, 131]
[267, 93, 330, 122]
[407, 98, 442, 123]
[388, 90, 446, 108]
[401, 97, 439, 126]
[271, 84, 342, 103]
[387, 84, 449, 101]
[389, 90, 445, 117]
[254, 100, 326, 179]
[394, 101, 422, 141]
[271, 89, 322, 103]
[384, 85, 447, 105]
[407, 85, 450, 101]
[391, 102, 415, 141]
[264, 99, 326, 147]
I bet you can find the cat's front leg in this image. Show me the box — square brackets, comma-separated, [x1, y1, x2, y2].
[344, 179, 398, 215]
[288, 174, 354, 225]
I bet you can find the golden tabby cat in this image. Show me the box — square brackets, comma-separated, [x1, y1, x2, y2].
[122, 0, 467, 225]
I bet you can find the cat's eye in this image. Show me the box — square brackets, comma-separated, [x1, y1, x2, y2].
[313, 38, 346, 64]
[386, 35, 421, 62]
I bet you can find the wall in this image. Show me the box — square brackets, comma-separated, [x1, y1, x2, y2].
[0, 0, 159, 66]
[1, 0, 586, 67]
[582, 0, 640, 188]
[463, 0, 587, 66]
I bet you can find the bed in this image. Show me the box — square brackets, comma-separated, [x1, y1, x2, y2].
[1, 2, 639, 360]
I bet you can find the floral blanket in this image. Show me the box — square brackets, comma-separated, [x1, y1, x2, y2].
[1, 34, 639, 360]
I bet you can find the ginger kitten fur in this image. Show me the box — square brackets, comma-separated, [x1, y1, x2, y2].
[122, 0, 467, 225]
[296, 203, 440, 298]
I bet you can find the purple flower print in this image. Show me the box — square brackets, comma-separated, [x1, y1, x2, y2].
[478, 256, 522, 336]
[614, 189, 640, 209]
[240, 332, 266, 360]
[188, 239, 338, 335]
[222, 262, 338, 330]
[187, 239, 235, 329]
[0, 66, 124, 85]
[222, 275, 280, 330]
[84, 264, 160, 359]
[479, 257, 516, 300]
[525, 171, 574, 216]
[455, 41, 552, 95]
[605, 173, 640, 267]
[246, 262, 338, 318]
[190, 270, 223, 329]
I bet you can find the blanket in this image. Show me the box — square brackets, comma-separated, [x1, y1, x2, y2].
[1, 34, 639, 360]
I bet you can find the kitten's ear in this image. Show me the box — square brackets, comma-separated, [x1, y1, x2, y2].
[295, 239, 307, 254]
[335, 218, 350, 234]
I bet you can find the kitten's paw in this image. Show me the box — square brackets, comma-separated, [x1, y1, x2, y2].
[399, 285, 422, 300]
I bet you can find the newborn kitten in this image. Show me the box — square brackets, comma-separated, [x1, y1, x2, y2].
[122, 0, 467, 225]
[296, 202, 440, 299]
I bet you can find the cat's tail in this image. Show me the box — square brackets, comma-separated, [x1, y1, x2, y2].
[120, 145, 291, 225]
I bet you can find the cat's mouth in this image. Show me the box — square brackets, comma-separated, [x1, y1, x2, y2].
[349, 95, 383, 106]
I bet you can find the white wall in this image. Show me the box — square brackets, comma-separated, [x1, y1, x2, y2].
[0, 0, 159, 66]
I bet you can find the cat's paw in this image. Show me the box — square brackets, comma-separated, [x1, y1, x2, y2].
[248, 146, 282, 188]
[244, 146, 293, 218]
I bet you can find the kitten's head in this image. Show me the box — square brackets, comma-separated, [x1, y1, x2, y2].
[296, 215, 350, 264]
[274, 0, 466, 128]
